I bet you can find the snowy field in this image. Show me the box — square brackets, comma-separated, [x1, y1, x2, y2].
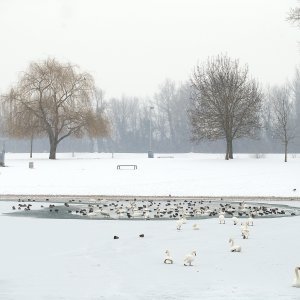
[1, 153, 300, 299]
[0, 152, 299, 197]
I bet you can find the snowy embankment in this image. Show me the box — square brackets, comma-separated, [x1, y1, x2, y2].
[0, 153, 299, 197]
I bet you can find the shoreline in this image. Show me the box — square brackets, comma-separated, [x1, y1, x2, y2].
[0, 194, 300, 203]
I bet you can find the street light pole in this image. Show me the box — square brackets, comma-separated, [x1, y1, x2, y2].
[148, 106, 154, 158]
[0, 138, 6, 167]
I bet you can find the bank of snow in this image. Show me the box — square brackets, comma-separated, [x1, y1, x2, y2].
[0, 153, 299, 197]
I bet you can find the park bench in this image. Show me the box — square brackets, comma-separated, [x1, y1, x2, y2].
[117, 165, 137, 170]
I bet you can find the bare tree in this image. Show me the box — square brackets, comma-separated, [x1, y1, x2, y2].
[287, 4, 300, 25]
[189, 54, 263, 160]
[269, 85, 296, 162]
[3, 58, 109, 159]
[154, 79, 177, 148]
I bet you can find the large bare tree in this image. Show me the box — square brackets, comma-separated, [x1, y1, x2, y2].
[269, 85, 296, 162]
[3, 58, 109, 159]
[287, 4, 300, 25]
[189, 54, 263, 160]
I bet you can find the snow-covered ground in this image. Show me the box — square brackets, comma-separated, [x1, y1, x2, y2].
[0, 152, 299, 197]
[1, 153, 300, 299]
[1, 201, 300, 300]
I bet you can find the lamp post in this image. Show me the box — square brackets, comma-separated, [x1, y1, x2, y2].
[148, 106, 154, 158]
[0, 138, 6, 167]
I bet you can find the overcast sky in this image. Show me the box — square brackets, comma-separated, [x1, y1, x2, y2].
[0, 0, 299, 99]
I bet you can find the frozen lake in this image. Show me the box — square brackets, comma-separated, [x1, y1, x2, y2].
[0, 200, 300, 299]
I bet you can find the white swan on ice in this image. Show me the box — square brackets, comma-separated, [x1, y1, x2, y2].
[192, 224, 200, 230]
[219, 214, 225, 224]
[229, 238, 241, 252]
[164, 250, 173, 264]
[292, 267, 300, 287]
[184, 250, 197, 266]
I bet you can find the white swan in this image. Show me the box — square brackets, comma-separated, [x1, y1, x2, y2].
[219, 214, 225, 224]
[232, 216, 239, 225]
[164, 250, 173, 264]
[247, 217, 254, 226]
[292, 267, 300, 287]
[192, 224, 200, 230]
[229, 238, 242, 252]
[184, 250, 197, 266]
[241, 222, 249, 239]
[176, 219, 184, 230]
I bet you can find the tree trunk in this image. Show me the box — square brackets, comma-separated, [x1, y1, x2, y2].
[49, 139, 57, 160]
[225, 145, 229, 160]
[225, 138, 233, 160]
[228, 139, 233, 159]
[284, 142, 288, 162]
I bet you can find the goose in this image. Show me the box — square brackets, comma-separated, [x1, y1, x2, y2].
[229, 238, 241, 252]
[164, 250, 173, 264]
[192, 224, 200, 230]
[292, 267, 300, 287]
[184, 250, 197, 266]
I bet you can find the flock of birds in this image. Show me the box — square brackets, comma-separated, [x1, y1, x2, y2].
[163, 209, 300, 288]
[12, 197, 299, 220]
[10, 197, 300, 287]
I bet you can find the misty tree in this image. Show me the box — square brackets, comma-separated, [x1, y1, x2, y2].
[292, 68, 300, 131]
[107, 96, 145, 152]
[189, 54, 263, 160]
[89, 88, 110, 152]
[287, 4, 300, 25]
[3, 58, 109, 159]
[154, 79, 177, 148]
[3, 100, 43, 158]
[269, 85, 297, 162]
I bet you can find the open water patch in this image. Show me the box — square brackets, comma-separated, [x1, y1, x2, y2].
[3, 198, 300, 220]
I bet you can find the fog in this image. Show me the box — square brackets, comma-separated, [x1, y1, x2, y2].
[0, 0, 299, 99]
